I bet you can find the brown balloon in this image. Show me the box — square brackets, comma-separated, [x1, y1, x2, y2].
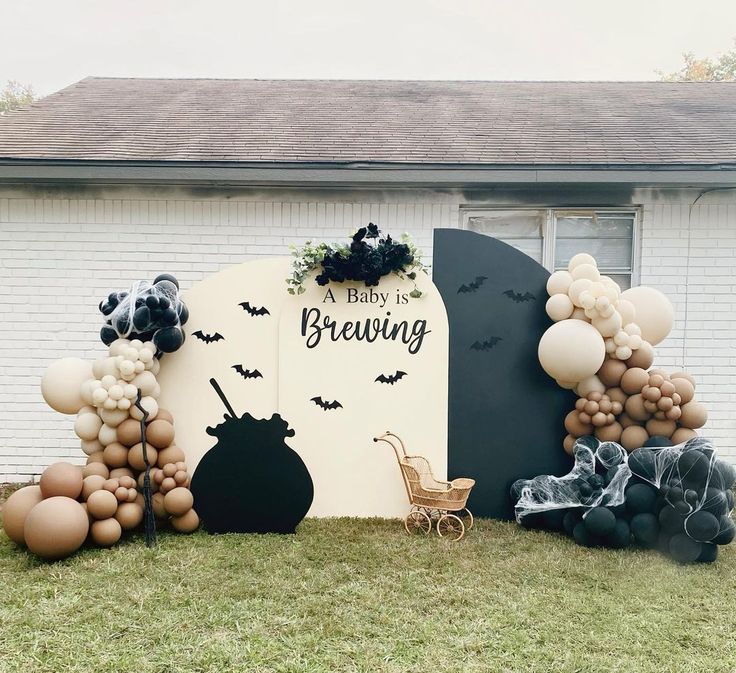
[145, 420, 175, 449]
[670, 371, 696, 387]
[23, 497, 89, 559]
[156, 445, 186, 468]
[82, 463, 110, 479]
[679, 401, 708, 429]
[116, 418, 143, 447]
[81, 474, 106, 501]
[128, 443, 158, 471]
[621, 368, 649, 395]
[86, 451, 105, 465]
[564, 410, 593, 437]
[171, 508, 200, 533]
[605, 387, 627, 405]
[671, 427, 698, 444]
[151, 492, 168, 518]
[40, 462, 84, 500]
[624, 394, 650, 422]
[109, 467, 134, 480]
[154, 408, 174, 424]
[646, 418, 676, 438]
[672, 378, 695, 405]
[164, 487, 194, 517]
[597, 359, 627, 388]
[90, 517, 122, 547]
[620, 425, 649, 452]
[114, 502, 143, 530]
[102, 442, 129, 469]
[87, 489, 119, 519]
[595, 421, 623, 442]
[626, 341, 655, 369]
[618, 412, 637, 429]
[2, 485, 43, 545]
[563, 434, 576, 455]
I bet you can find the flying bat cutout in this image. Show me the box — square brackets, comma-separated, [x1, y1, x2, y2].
[375, 371, 408, 385]
[232, 365, 263, 380]
[192, 330, 225, 344]
[503, 289, 536, 303]
[239, 301, 271, 317]
[470, 338, 502, 351]
[310, 396, 343, 411]
[457, 276, 488, 294]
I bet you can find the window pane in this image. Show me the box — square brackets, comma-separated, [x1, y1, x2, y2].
[555, 238, 632, 271]
[607, 274, 632, 291]
[466, 210, 545, 264]
[556, 215, 633, 238]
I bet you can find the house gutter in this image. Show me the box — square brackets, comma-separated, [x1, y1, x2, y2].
[0, 160, 735, 187]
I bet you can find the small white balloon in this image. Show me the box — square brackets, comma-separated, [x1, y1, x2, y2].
[130, 396, 159, 422]
[103, 397, 118, 410]
[74, 412, 103, 441]
[124, 347, 140, 362]
[101, 375, 117, 390]
[605, 339, 617, 354]
[92, 387, 109, 406]
[132, 371, 158, 397]
[119, 360, 136, 378]
[615, 345, 633, 360]
[592, 311, 623, 337]
[108, 384, 124, 401]
[571, 307, 589, 322]
[81, 438, 103, 456]
[100, 407, 128, 427]
[568, 278, 593, 307]
[138, 349, 154, 364]
[123, 384, 138, 400]
[117, 398, 132, 411]
[97, 423, 118, 446]
[571, 263, 600, 282]
[134, 360, 145, 374]
[628, 334, 643, 350]
[109, 339, 130, 357]
[613, 330, 628, 346]
[624, 322, 641, 336]
[599, 304, 616, 318]
[130, 339, 144, 350]
[580, 291, 596, 310]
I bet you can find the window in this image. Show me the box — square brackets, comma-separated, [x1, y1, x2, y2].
[463, 208, 638, 288]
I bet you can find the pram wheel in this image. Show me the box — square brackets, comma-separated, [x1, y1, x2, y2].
[404, 510, 432, 535]
[437, 514, 465, 541]
[459, 508, 474, 531]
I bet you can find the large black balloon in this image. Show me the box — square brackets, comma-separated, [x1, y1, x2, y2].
[153, 326, 184, 353]
[584, 507, 616, 536]
[714, 516, 736, 545]
[701, 488, 729, 517]
[563, 510, 581, 536]
[677, 450, 710, 488]
[669, 533, 703, 563]
[643, 436, 672, 448]
[100, 325, 118, 346]
[542, 508, 566, 531]
[697, 543, 719, 563]
[606, 519, 631, 549]
[573, 522, 593, 547]
[432, 229, 573, 518]
[191, 381, 313, 534]
[631, 513, 659, 547]
[684, 510, 720, 542]
[154, 273, 179, 289]
[625, 483, 658, 516]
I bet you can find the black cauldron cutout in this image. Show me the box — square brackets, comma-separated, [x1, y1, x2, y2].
[190, 378, 314, 534]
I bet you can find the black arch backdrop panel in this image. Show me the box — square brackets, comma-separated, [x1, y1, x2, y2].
[433, 229, 574, 519]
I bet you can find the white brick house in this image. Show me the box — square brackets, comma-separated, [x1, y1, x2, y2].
[1, 78, 735, 480]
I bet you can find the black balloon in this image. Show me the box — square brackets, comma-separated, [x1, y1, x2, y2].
[153, 326, 184, 353]
[584, 507, 616, 536]
[684, 510, 720, 542]
[573, 522, 593, 547]
[668, 533, 702, 563]
[563, 510, 581, 536]
[542, 508, 566, 531]
[154, 273, 179, 288]
[697, 543, 718, 563]
[606, 519, 631, 549]
[631, 512, 659, 547]
[133, 305, 151, 330]
[100, 325, 118, 346]
[644, 436, 672, 448]
[625, 483, 657, 515]
[714, 516, 736, 545]
[659, 505, 685, 535]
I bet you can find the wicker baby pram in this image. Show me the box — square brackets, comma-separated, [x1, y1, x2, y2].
[374, 431, 475, 541]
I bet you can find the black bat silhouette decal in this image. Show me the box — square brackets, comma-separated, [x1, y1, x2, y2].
[239, 301, 270, 317]
[458, 276, 488, 294]
[232, 364, 263, 380]
[311, 396, 342, 411]
[470, 337, 503, 351]
[375, 371, 408, 385]
[503, 289, 536, 303]
[192, 330, 225, 344]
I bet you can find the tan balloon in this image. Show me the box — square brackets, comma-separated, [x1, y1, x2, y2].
[90, 518, 122, 547]
[145, 420, 175, 449]
[109, 467, 135, 480]
[40, 462, 83, 500]
[157, 445, 186, 468]
[670, 371, 696, 387]
[592, 311, 623, 338]
[99, 407, 129, 428]
[115, 502, 143, 530]
[626, 341, 655, 369]
[81, 474, 106, 500]
[625, 394, 650, 422]
[538, 320, 605, 383]
[615, 299, 636, 325]
[546, 270, 574, 296]
[605, 387, 627, 405]
[671, 378, 695, 405]
[563, 434, 576, 455]
[619, 286, 674, 346]
[86, 489, 119, 519]
[576, 375, 606, 397]
[595, 422, 622, 443]
[171, 508, 200, 533]
[621, 426, 649, 452]
[671, 428, 698, 444]
[152, 492, 168, 518]
[646, 418, 676, 438]
[545, 294, 574, 322]
[564, 411, 593, 437]
[102, 442, 129, 469]
[82, 463, 109, 479]
[41, 357, 93, 415]
[621, 368, 650, 395]
[23, 497, 89, 560]
[156, 408, 174, 424]
[679, 401, 708, 429]
[117, 418, 142, 447]
[74, 412, 103, 441]
[2, 485, 43, 545]
[164, 487, 194, 517]
[597, 359, 627, 388]
[128, 443, 158, 471]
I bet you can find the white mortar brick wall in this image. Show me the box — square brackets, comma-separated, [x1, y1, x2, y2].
[0, 185, 734, 481]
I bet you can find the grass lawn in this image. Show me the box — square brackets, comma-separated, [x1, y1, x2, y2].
[0, 516, 734, 673]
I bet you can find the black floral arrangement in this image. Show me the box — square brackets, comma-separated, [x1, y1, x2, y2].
[287, 224, 428, 297]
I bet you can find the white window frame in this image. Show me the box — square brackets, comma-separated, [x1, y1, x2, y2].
[459, 207, 641, 286]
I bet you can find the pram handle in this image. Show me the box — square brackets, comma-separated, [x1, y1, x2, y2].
[373, 430, 408, 459]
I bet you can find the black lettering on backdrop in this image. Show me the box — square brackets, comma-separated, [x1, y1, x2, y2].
[300, 308, 430, 355]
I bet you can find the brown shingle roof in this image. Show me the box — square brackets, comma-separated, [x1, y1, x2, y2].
[1, 77, 735, 166]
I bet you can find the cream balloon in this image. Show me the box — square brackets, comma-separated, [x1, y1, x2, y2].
[546, 270, 573, 296]
[568, 253, 597, 271]
[538, 319, 606, 383]
[41, 358, 93, 415]
[615, 299, 636, 325]
[571, 263, 600, 282]
[545, 294, 574, 322]
[592, 311, 623, 338]
[619, 286, 674, 346]
[568, 278, 593, 307]
[576, 375, 606, 397]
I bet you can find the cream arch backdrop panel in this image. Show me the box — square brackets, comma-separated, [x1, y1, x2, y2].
[157, 258, 291, 472]
[278, 272, 449, 518]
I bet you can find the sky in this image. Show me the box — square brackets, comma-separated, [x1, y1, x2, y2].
[3, 0, 736, 97]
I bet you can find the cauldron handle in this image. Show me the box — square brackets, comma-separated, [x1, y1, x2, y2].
[209, 377, 237, 418]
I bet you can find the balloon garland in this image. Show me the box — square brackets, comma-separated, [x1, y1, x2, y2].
[512, 436, 735, 563]
[4, 274, 198, 561]
[539, 253, 707, 453]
